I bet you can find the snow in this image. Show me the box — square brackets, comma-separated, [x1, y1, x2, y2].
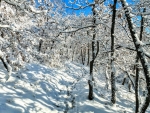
[1, 0, 150, 112]
[0, 61, 149, 113]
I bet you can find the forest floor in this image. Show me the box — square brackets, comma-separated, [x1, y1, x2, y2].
[0, 62, 149, 113]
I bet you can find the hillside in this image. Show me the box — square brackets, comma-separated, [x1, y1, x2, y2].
[0, 62, 149, 113]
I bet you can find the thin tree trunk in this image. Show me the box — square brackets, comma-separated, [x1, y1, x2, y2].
[122, 78, 126, 85]
[110, 0, 117, 104]
[105, 64, 110, 89]
[88, 2, 96, 100]
[135, 8, 146, 113]
[81, 48, 84, 65]
[88, 80, 93, 100]
[83, 47, 86, 65]
[120, 0, 150, 112]
[0, 56, 12, 80]
[39, 39, 43, 52]
[135, 63, 140, 112]
[87, 43, 90, 65]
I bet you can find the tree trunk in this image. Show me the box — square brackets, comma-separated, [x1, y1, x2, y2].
[88, 2, 96, 100]
[135, 63, 140, 113]
[0, 56, 12, 81]
[120, 0, 150, 112]
[88, 80, 93, 100]
[87, 43, 90, 65]
[135, 8, 145, 113]
[110, 0, 117, 104]
[105, 64, 110, 89]
[81, 48, 84, 65]
[122, 78, 126, 85]
[83, 47, 86, 65]
[39, 39, 43, 52]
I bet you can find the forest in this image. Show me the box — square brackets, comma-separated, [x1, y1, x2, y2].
[0, 0, 150, 113]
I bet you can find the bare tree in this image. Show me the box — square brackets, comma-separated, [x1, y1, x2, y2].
[120, 0, 150, 112]
[135, 7, 146, 113]
[110, 0, 117, 104]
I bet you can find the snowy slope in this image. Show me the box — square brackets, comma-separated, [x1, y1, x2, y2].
[0, 62, 149, 113]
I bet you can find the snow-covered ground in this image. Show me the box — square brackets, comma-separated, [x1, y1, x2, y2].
[0, 62, 149, 113]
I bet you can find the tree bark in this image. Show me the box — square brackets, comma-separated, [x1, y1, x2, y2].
[110, 0, 117, 104]
[135, 8, 146, 113]
[88, 1, 96, 100]
[87, 43, 90, 65]
[88, 80, 93, 100]
[81, 48, 84, 65]
[135, 63, 140, 113]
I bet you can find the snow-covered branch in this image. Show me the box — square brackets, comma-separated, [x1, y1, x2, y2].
[60, 22, 110, 33]
[60, 25, 96, 33]
[131, 11, 150, 16]
[0, 24, 10, 28]
[65, 0, 105, 10]
[65, 3, 94, 10]
[3, 0, 47, 15]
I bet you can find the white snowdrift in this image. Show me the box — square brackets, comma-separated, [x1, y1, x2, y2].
[0, 62, 149, 113]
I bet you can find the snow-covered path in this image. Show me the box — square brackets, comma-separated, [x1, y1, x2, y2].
[0, 62, 150, 113]
[0, 62, 88, 113]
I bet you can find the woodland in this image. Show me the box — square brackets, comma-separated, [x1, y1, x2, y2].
[0, 0, 150, 113]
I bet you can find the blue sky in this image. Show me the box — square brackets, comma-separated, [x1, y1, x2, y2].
[63, 0, 139, 15]
[62, 0, 93, 15]
[34, 0, 139, 16]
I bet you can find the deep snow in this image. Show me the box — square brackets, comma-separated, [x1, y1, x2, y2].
[0, 62, 149, 113]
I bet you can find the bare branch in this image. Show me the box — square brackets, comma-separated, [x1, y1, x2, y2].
[65, 3, 94, 10]
[60, 25, 96, 33]
[60, 22, 110, 33]
[115, 44, 136, 51]
[65, 0, 105, 10]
